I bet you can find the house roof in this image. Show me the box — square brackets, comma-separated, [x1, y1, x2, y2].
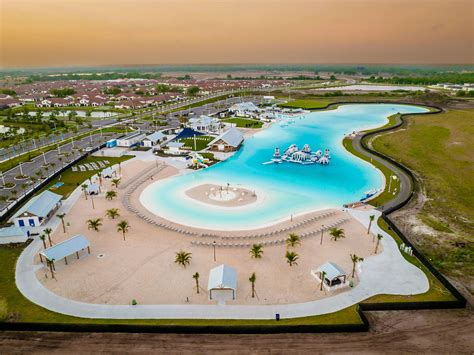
[208, 127, 244, 148]
[229, 102, 259, 112]
[0, 225, 27, 238]
[40, 234, 90, 262]
[208, 264, 237, 291]
[119, 131, 145, 140]
[144, 132, 165, 142]
[167, 142, 185, 148]
[316, 262, 347, 281]
[13, 191, 62, 219]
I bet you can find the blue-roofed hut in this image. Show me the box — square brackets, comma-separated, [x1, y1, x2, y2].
[13, 191, 62, 228]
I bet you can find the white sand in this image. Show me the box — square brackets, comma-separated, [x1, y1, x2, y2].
[38, 158, 382, 306]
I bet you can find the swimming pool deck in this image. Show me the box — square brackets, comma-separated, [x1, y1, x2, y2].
[15, 181, 428, 320]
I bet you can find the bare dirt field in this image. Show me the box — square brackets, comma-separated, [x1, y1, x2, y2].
[0, 307, 473, 353]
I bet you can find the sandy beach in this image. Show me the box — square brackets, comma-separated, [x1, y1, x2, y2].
[38, 157, 381, 306]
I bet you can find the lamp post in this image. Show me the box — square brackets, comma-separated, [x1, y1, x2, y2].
[213, 240, 216, 262]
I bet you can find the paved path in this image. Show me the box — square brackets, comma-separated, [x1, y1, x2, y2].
[351, 114, 412, 212]
[15, 179, 428, 319]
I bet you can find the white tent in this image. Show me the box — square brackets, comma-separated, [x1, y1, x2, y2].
[207, 264, 237, 300]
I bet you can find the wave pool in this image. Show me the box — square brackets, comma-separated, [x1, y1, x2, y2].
[140, 104, 428, 230]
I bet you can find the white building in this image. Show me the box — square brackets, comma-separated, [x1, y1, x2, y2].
[116, 131, 146, 147]
[228, 102, 260, 117]
[165, 141, 186, 155]
[187, 115, 221, 134]
[141, 131, 166, 147]
[12, 191, 62, 228]
[208, 127, 244, 152]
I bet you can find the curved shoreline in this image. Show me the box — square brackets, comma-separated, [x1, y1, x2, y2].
[11, 100, 466, 326]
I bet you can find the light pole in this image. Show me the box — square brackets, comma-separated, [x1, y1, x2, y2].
[42, 151, 47, 165]
[320, 224, 325, 245]
[213, 240, 216, 262]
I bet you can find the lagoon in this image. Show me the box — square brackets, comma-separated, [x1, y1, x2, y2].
[141, 104, 428, 230]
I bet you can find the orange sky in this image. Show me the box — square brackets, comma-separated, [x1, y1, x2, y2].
[1, 0, 473, 69]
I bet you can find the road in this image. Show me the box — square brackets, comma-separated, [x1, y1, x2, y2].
[0, 131, 120, 214]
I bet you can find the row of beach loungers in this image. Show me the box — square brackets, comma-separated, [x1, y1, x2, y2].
[120, 167, 348, 243]
[190, 219, 349, 248]
[71, 160, 110, 172]
[214, 211, 337, 240]
[121, 165, 206, 237]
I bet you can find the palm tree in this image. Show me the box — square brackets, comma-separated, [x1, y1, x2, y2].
[43, 227, 53, 247]
[105, 190, 117, 201]
[111, 178, 121, 189]
[368, 215, 375, 234]
[286, 233, 301, 248]
[106, 208, 120, 220]
[117, 220, 129, 241]
[320, 271, 326, 291]
[285, 251, 299, 266]
[375, 234, 383, 254]
[81, 183, 88, 200]
[249, 272, 256, 298]
[350, 254, 364, 278]
[39, 234, 47, 249]
[249, 244, 263, 259]
[175, 250, 192, 268]
[193, 272, 200, 294]
[56, 213, 66, 233]
[329, 227, 345, 242]
[87, 218, 103, 232]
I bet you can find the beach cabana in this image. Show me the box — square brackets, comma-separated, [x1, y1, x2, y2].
[40, 234, 91, 266]
[208, 264, 237, 300]
[314, 262, 347, 288]
[87, 183, 100, 195]
[101, 167, 115, 178]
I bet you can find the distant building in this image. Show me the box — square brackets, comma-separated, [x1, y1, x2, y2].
[116, 131, 146, 147]
[187, 115, 220, 134]
[208, 127, 244, 152]
[228, 102, 259, 117]
[12, 191, 62, 228]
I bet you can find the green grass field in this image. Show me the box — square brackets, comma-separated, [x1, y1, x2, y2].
[279, 99, 332, 109]
[223, 117, 263, 128]
[179, 136, 214, 151]
[39, 155, 133, 198]
[371, 109, 474, 278]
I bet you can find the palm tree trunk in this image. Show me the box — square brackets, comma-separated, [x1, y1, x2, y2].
[196, 279, 199, 294]
[352, 263, 356, 278]
[367, 220, 372, 234]
[375, 240, 380, 254]
[251, 283, 255, 298]
[123, 231, 126, 241]
[47, 236, 52, 247]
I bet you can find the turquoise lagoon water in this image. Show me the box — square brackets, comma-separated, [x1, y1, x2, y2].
[140, 104, 428, 230]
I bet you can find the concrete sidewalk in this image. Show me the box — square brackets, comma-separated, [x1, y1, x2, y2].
[15, 190, 429, 320]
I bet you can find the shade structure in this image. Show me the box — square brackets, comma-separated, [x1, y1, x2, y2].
[208, 264, 237, 300]
[40, 234, 90, 262]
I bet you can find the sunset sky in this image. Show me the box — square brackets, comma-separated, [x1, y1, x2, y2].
[1, 0, 473, 69]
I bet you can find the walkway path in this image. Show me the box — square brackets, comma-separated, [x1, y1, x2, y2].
[15, 185, 428, 319]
